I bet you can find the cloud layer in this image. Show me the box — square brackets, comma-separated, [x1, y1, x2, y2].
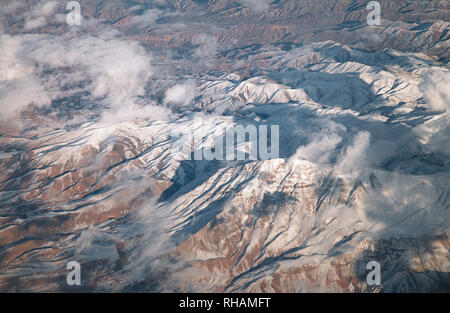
[0, 22, 172, 122]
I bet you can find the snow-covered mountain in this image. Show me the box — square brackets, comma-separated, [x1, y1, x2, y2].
[0, 0, 449, 292]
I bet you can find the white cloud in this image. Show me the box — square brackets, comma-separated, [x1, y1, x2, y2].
[36, 1, 59, 17]
[0, 24, 170, 122]
[23, 1, 60, 30]
[0, 34, 33, 81]
[419, 69, 450, 113]
[239, 0, 270, 14]
[0, 0, 24, 15]
[335, 131, 371, 176]
[23, 17, 47, 30]
[163, 81, 198, 108]
[289, 120, 345, 165]
[102, 103, 171, 123]
[359, 172, 449, 238]
[73, 198, 186, 291]
[292, 133, 342, 163]
[129, 9, 163, 27]
[0, 79, 50, 118]
[192, 34, 219, 59]
[0, 34, 50, 118]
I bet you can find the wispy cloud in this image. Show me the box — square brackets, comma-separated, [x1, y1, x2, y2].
[23, 0, 60, 30]
[420, 69, 450, 113]
[163, 81, 198, 108]
[0, 21, 171, 122]
[128, 9, 163, 27]
[239, 0, 270, 14]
